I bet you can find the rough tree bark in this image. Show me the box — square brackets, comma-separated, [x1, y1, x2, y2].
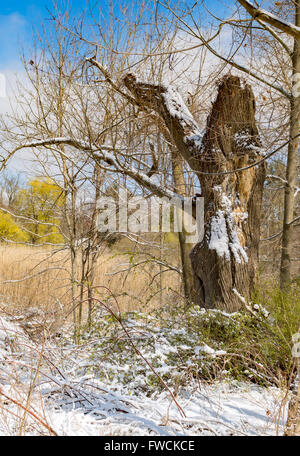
[123, 74, 265, 312]
[190, 77, 266, 311]
[280, 0, 300, 289]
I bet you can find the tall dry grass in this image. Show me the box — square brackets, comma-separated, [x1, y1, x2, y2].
[0, 244, 182, 319]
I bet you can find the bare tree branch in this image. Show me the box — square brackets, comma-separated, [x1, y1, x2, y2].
[237, 0, 300, 39]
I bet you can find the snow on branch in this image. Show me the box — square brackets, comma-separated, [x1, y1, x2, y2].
[9, 137, 184, 204]
[237, 0, 300, 39]
[122, 74, 203, 170]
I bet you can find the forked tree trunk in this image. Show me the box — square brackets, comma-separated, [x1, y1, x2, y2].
[123, 74, 265, 312]
[190, 77, 266, 311]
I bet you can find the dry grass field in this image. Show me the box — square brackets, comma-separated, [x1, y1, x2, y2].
[0, 243, 183, 321]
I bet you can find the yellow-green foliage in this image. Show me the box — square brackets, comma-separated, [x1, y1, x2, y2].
[0, 211, 28, 241]
[15, 178, 65, 244]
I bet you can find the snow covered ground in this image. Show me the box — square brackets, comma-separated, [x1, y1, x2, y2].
[0, 315, 287, 436]
[45, 382, 286, 436]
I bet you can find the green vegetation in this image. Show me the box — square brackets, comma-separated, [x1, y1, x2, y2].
[78, 282, 299, 394]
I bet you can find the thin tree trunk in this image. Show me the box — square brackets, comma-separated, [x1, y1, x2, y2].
[280, 1, 300, 289]
[170, 148, 196, 305]
[285, 326, 300, 436]
[86, 164, 102, 329]
[70, 182, 78, 341]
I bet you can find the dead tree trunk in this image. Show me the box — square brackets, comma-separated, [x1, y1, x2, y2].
[190, 77, 266, 311]
[123, 74, 265, 312]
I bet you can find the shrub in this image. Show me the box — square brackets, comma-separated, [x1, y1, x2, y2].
[0, 211, 28, 242]
[78, 282, 299, 394]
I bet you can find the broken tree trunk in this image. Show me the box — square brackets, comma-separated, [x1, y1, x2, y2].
[190, 76, 266, 311]
[123, 74, 265, 312]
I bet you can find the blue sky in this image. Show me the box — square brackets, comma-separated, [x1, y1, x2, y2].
[0, 0, 232, 173]
[0, 0, 91, 174]
[0, 0, 89, 69]
[0, 0, 230, 70]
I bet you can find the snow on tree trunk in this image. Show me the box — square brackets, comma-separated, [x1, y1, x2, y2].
[123, 74, 265, 312]
[190, 76, 265, 311]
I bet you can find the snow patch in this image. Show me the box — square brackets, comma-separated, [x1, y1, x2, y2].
[194, 344, 227, 357]
[208, 190, 248, 263]
[209, 210, 230, 261]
